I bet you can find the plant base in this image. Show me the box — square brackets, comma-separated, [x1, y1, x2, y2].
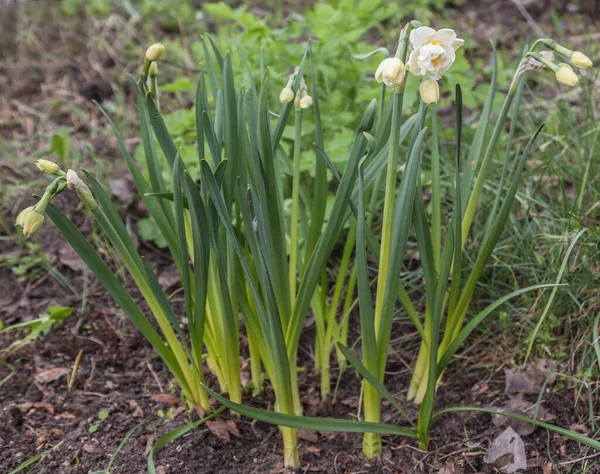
[362, 432, 382, 459]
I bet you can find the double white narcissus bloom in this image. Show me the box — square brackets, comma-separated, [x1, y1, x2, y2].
[408, 27, 464, 81]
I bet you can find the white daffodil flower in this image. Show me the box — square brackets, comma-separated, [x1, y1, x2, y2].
[407, 27, 464, 81]
[375, 57, 406, 89]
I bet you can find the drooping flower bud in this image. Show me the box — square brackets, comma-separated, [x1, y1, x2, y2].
[15, 206, 35, 228]
[280, 87, 294, 104]
[419, 79, 440, 104]
[21, 210, 45, 238]
[299, 94, 313, 109]
[35, 159, 60, 175]
[375, 57, 406, 89]
[145, 43, 165, 62]
[66, 169, 98, 211]
[555, 64, 579, 86]
[570, 51, 593, 69]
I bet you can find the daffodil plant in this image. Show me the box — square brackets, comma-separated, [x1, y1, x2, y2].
[191, 21, 597, 465]
[15, 24, 596, 471]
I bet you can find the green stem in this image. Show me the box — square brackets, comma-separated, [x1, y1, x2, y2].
[430, 103, 441, 271]
[289, 109, 303, 306]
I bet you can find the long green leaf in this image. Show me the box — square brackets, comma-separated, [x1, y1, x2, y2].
[205, 387, 417, 438]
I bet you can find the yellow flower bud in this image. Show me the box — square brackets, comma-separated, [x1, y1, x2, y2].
[35, 159, 60, 175]
[22, 210, 45, 238]
[15, 206, 35, 228]
[299, 95, 313, 109]
[570, 51, 593, 69]
[419, 79, 440, 105]
[145, 43, 165, 62]
[555, 65, 579, 86]
[280, 87, 294, 104]
[149, 62, 158, 77]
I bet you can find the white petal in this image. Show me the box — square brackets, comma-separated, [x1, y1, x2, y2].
[452, 37, 465, 50]
[430, 28, 457, 46]
[407, 50, 422, 76]
[409, 26, 436, 49]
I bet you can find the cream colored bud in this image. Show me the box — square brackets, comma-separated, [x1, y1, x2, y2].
[22, 210, 45, 238]
[35, 159, 60, 175]
[570, 51, 593, 69]
[375, 57, 406, 89]
[15, 206, 35, 228]
[419, 79, 439, 105]
[145, 43, 165, 62]
[149, 62, 158, 77]
[299, 94, 313, 109]
[66, 169, 83, 189]
[555, 65, 579, 86]
[280, 87, 294, 104]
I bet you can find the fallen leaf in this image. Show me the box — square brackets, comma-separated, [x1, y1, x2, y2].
[35, 434, 47, 448]
[83, 442, 98, 453]
[504, 359, 556, 394]
[35, 368, 69, 384]
[207, 418, 240, 444]
[128, 399, 144, 418]
[306, 446, 321, 456]
[144, 436, 155, 457]
[297, 429, 318, 443]
[193, 405, 205, 419]
[34, 402, 55, 415]
[542, 462, 553, 474]
[483, 427, 527, 473]
[56, 412, 76, 420]
[569, 423, 590, 434]
[150, 394, 180, 404]
[17, 403, 34, 412]
[491, 395, 555, 436]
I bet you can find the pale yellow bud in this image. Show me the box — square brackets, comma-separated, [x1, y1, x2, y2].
[299, 95, 313, 109]
[375, 57, 406, 89]
[555, 65, 579, 86]
[419, 79, 439, 105]
[35, 159, 60, 175]
[570, 51, 593, 69]
[280, 87, 294, 104]
[22, 210, 45, 238]
[15, 206, 35, 228]
[145, 43, 165, 62]
[149, 62, 158, 77]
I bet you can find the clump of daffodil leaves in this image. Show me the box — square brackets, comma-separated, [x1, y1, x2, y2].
[15, 21, 598, 472]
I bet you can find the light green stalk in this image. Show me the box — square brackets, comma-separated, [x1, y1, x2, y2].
[289, 108, 303, 306]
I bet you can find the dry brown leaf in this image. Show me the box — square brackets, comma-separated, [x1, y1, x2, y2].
[569, 423, 590, 434]
[491, 395, 555, 436]
[504, 359, 556, 394]
[483, 427, 527, 473]
[542, 462, 553, 474]
[128, 399, 144, 418]
[207, 418, 240, 443]
[83, 442, 98, 453]
[297, 429, 318, 443]
[35, 367, 69, 384]
[150, 394, 180, 404]
[34, 402, 55, 415]
[306, 446, 321, 456]
[56, 412, 76, 420]
[35, 434, 47, 448]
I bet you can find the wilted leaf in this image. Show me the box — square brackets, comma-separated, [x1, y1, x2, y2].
[150, 394, 181, 404]
[484, 427, 527, 473]
[491, 395, 555, 436]
[207, 418, 240, 443]
[35, 367, 69, 383]
[505, 359, 556, 394]
[297, 429, 318, 443]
